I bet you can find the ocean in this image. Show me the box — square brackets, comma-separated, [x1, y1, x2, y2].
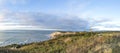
[0, 30, 55, 46]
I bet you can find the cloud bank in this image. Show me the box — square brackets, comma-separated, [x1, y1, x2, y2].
[0, 12, 120, 31]
[0, 0, 120, 31]
[92, 21, 120, 31]
[0, 12, 90, 31]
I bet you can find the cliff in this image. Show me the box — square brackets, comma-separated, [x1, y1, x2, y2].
[50, 31, 76, 39]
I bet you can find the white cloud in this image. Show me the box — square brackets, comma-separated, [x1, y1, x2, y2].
[92, 20, 120, 31]
[0, 14, 4, 20]
[0, 0, 27, 5]
[9, 0, 26, 4]
[52, 0, 92, 18]
[0, 12, 89, 31]
[0, 22, 60, 30]
[0, 25, 60, 30]
[92, 26, 120, 31]
[0, 0, 119, 31]
[0, 0, 5, 5]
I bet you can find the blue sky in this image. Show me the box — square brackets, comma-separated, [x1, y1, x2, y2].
[0, 0, 120, 31]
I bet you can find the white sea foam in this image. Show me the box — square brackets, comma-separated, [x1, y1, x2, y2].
[0, 30, 54, 46]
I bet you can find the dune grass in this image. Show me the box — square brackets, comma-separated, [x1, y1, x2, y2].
[0, 31, 120, 53]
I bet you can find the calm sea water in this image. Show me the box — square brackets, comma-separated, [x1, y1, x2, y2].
[0, 30, 55, 46]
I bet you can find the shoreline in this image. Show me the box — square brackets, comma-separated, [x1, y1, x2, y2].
[0, 31, 120, 53]
[2, 31, 120, 47]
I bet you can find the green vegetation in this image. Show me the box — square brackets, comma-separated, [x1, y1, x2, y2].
[0, 31, 120, 53]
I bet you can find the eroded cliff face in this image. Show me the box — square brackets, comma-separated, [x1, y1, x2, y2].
[50, 32, 61, 39]
[50, 32, 81, 39]
[50, 31, 77, 39]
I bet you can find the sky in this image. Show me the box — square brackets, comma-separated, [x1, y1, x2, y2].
[0, 0, 120, 31]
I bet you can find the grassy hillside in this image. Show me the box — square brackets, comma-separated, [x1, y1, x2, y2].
[0, 31, 120, 53]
